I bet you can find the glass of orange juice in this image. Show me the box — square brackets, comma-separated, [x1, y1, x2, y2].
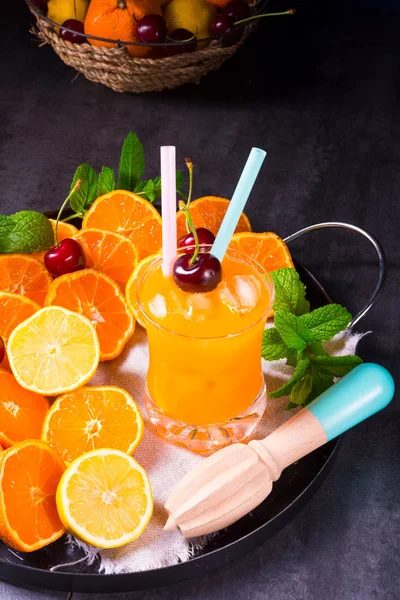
[137, 247, 274, 452]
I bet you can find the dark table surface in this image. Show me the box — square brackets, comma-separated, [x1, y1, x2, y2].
[1, 1, 399, 598]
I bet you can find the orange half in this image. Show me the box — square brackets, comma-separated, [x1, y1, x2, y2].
[0, 440, 65, 552]
[82, 191, 162, 261]
[73, 228, 139, 291]
[0, 254, 52, 306]
[45, 269, 135, 361]
[176, 196, 251, 241]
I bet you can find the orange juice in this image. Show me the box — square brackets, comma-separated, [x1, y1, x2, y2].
[137, 249, 274, 451]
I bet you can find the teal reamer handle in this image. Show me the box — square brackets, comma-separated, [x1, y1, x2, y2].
[307, 363, 395, 441]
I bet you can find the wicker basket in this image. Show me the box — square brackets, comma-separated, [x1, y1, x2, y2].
[28, 1, 263, 94]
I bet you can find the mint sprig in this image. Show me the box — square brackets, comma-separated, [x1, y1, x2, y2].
[64, 132, 186, 221]
[262, 268, 362, 408]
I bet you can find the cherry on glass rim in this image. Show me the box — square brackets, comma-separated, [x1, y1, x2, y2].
[60, 19, 86, 44]
[178, 228, 216, 254]
[137, 14, 167, 44]
[173, 253, 222, 293]
[44, 238, 86, 277]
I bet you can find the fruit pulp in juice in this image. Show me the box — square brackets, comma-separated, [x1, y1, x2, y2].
[139, 252, 273, 426]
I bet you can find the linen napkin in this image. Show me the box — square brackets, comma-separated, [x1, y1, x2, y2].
[67, 326, 364, 574]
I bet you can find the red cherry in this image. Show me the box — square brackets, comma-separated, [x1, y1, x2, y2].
[44, 239, 86, 277]
[173, 253, 222, 293]
[167, 29, 197, 55]
[60, 19, 86, 44]
[211, 14, 234, 37]
[137, 14, 167, 43]
[223, 1, 251, 22]
[0, 337, 5, 365]
[178, 228, 216, 254]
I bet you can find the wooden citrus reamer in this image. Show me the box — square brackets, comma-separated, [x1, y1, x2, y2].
[164, 363, 394, 537]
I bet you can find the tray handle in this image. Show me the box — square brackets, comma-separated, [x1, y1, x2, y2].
[284, 222, 386, 328]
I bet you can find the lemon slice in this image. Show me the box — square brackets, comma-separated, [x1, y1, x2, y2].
[8, 306, 100, 396]
[56, 448, 153, 548]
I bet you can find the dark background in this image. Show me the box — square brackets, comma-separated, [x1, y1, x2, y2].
[1, 1, 399, 599]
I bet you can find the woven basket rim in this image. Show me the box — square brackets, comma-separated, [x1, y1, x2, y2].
[25, 0, 262, 49]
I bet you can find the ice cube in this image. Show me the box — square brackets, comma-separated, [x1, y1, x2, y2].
[220, 275, 261, 314]
[148, 294, 167, 319]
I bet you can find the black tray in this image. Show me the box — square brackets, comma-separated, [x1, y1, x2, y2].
[0, 221, 386, 594]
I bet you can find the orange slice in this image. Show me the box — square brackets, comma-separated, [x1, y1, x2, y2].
[176, 196, 251, 241]
[125, 252, 161, 328]
[31, 219, 79, 262]
[228, 232, 294, 272]
[45, 269, 134, 361]
[0, 254, 52, 306]
[56, 448, 153, 548]
[73, 228, 139, 291]
[0, 370, 50, 448]
[82, 191, 162, 261]
[42, 386, 144, 465]
[8, 306, 100, 396]
[0, 440, 65, 552]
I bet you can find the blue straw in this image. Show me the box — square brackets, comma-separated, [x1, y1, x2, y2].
[211, 148, 267, 262]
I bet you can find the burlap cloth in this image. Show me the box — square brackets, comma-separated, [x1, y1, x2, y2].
[66, 326, 363, 574]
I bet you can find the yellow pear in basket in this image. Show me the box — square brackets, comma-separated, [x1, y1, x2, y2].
[164, 0, 217, 48]
[48, 0, 90, 32]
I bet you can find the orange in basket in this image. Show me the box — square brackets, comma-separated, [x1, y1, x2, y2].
[84, 0, 162, 57]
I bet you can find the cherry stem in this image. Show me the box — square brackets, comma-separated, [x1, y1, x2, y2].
[179, 200, 200, 265]
[54, 180, 81, 246]
[234, 9, 295, 27]
[166, 32, 196, 43]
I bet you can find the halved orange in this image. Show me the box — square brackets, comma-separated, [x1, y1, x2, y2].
[73, 228, 139, 291]
[228, 232, 294, 272]
[0, 255, 53, 306]
[45, 269, 134, 361]
[125, 252, 161, 328]
[0, 439, 65, 552]
[0, 292, 40, 369]
[42, 386, 144, 465]
[176, 196, 252, 241]
[31, 219, 79, 262]
[56, 448, 153, 549]
[82, 191, 162, 261]
[0, 292, 40, 344]
[8, 306, 100, 396]
[0, 370, 50, 448]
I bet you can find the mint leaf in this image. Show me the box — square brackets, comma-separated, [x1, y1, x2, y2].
[300, 304, 352, 341]
[307, 367, 334, 403]
[118, 133, 145, 191]
[290, 372, 313, 405]
[97, 167, 115, 196]
[134, 178, 159, 203]
[70, 164, 98, 215]
[0, 211, 54, 254]
[269, 358, 310, 398]
[274, 311, 312, 350]
[311, 354, 363, 377]
[262, 328, 290, 361]
[271, 268, 310, 316]
[176, 169, 183, 191]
